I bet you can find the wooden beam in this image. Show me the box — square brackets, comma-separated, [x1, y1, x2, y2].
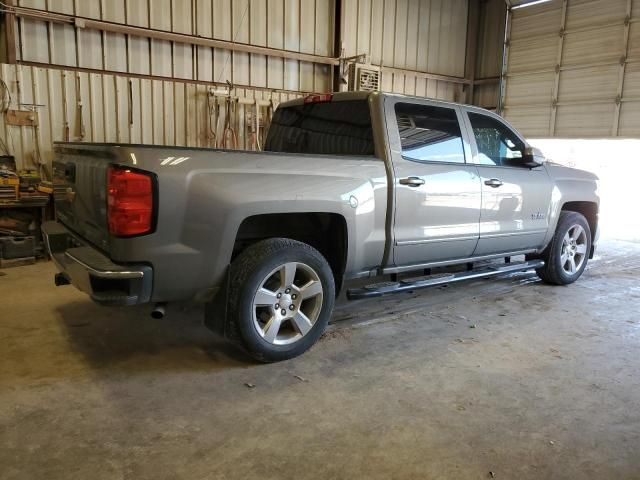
[3, 0, 17, 64]
[475, 76, 500, 85]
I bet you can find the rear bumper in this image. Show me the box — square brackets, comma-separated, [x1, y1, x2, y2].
[42, 221, 153, 306]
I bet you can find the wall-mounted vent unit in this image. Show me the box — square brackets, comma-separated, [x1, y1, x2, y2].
[347, 64, 381, 92]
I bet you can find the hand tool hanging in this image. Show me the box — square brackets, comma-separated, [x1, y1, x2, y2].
[221, 95, 237, 149]
[207, 89, 218, 148]
[75, 73, 85, 140]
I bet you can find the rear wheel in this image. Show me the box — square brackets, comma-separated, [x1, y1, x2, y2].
[225, 238, 335, 362]
[535, 211, 591, 285]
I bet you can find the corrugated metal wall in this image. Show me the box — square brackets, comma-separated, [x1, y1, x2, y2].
[16, 0, 334, 92]
[340, 0, 469, 101]
[1, 0, 504, 176]
[502, 0, 640, 138]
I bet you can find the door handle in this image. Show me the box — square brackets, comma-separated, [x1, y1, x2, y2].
[399, 176, 425, 187]
[484, 178, 503, 188]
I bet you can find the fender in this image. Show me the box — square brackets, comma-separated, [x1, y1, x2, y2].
[542, 162, 600, 250]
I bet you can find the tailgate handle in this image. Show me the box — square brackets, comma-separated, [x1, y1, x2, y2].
[64, 163, 76, 183]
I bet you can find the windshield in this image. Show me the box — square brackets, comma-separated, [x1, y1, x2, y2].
[264, 100, 375, 156]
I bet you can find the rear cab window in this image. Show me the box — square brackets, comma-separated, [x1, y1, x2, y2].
[264, 100, 376, 156]
[394, 102, 466, 164]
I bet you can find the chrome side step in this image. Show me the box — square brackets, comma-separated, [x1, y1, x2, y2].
[346, 259, 544, 300]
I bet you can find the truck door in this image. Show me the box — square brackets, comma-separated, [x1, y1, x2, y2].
[461, 108, 553, 256]
[386, 98, 482, 267]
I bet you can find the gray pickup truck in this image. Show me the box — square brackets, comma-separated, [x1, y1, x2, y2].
[43, 91, 599, 361]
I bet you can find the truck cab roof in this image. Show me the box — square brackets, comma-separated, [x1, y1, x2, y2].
[278, 90, 490, 114]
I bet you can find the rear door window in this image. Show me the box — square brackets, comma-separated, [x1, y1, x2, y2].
[264, 100, 375, 156]
[395, 103, 466, 164]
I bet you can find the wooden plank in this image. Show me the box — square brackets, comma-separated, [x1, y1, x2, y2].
[5, 109, 38, 126]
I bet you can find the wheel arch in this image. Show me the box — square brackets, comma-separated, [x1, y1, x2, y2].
[232, 212, 348, 295]
[561, 201, 598, 244]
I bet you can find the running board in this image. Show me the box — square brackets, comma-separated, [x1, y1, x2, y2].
[346, 260, 545, 300]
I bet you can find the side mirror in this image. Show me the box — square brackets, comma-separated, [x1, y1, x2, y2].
[522, 146, 545, 168]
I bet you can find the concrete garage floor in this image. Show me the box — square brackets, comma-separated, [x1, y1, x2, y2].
[1, 240, 639, 480]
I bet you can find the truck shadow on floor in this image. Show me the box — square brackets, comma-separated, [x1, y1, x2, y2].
[56, 300, 254, 371]
[54, 269, 544, 373]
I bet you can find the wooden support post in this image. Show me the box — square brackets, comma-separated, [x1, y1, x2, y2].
[4, 0, 17, 64]
[549, 0, 568, 136]
[332, 0, 343, 92]
[465, 0, 481, 105]
[613, 0, 633, 136]
[498, 4, 512, 115]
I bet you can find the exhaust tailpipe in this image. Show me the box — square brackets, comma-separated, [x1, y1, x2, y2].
[151, 303, 166, 319]
[54, 272, 71, 286]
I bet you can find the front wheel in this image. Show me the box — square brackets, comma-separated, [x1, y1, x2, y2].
[535, 211, 591, 285]
[225, 238, 335, 362]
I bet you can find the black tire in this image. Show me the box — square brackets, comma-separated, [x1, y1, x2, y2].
[224, 238, 335, 362]
[535, 211, 591, 285]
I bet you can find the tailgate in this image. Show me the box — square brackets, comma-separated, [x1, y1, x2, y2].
[53, 144, 114, 252]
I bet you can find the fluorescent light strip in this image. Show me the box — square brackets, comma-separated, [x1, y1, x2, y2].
[511, 0, 552, 9]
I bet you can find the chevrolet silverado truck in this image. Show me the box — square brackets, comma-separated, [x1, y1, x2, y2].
[43, 91, 599, 362]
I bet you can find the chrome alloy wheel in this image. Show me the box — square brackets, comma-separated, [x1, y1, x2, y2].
[251, 262, 324, 345]
[561, 224, 588, 275]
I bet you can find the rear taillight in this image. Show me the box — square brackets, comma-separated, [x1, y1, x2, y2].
[107, 166, 154, 237]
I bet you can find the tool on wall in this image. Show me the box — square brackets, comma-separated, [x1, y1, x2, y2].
[201, 89, 278, 152]
[264, 98, 274, 145]
[252, 99, 261, 151]
[220, 95, 237, 150]
[207, 89, 219, 148]
[128, 80, 134, 126]
[75, 74, 85, 140]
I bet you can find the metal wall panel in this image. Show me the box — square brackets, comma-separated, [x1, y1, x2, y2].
[564, 0, 627, 30]
[16, 0, 335, 93]
[555, 103, 617, 137]
[561, 26, 624, 67]
[509, 0, 562, 40]
[508, 36, 557, 74]
[503, 0, 640, 138]
[505, 72, 555, 106]
[340, 0, 468, 98]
